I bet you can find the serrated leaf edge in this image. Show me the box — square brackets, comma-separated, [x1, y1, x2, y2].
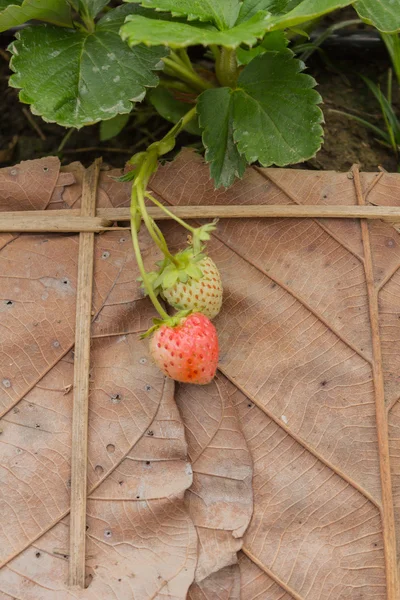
[232, 50, 324, 167]
[7, 25, 167, 129]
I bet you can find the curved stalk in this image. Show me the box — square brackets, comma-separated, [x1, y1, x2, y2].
[137, 188, 178, 264]
[163, 57, 213, 92]
[128, 105, 199, 319]
[131, 190, 169, 320]
[145, 191, 195, 234]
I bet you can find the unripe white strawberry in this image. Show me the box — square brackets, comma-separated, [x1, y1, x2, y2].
[162, 256, 222, 319]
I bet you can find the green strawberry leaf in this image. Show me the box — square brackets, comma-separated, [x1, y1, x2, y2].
[99, 113, 130, 141]
[0, 0, 20, 8]
[125, 0, 241, 29]
[232, 50, 323, 167]
[198, 87, 247, 189]
[355, 0, 400, 33]
[267, 0, 355, 30]
[236, 30, 288, 64]
[237, 0, 289, 23]
[0, 0, 72, 32]
[198, 49, 322, 183]
[8, 7, 167, 128]
[79, 0, 109, 19]
[121, 11, 271, 48]
[121, 0, 354, 49]
[148, 87, 201, 135]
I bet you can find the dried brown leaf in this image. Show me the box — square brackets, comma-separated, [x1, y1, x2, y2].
[0, 160, 197, 598]
[0, 157, 61, 211]
[176, 376, 252, 583]
[188, 565, 240, 600]
[151, 149, 400, 599]
[4, 149, 400, 599]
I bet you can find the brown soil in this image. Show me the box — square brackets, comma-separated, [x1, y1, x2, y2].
[0, 20, 398, 173]
[306, 55, 398, 172]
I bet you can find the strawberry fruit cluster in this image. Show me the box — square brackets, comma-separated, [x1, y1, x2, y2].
[129, 165, 222, 385]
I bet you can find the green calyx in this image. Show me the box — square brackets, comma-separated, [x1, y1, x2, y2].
[139, 219, 218, 297]
[191, 219, 218, 255]
[142, 247, 206, 297]
[140, 309, 192, 339]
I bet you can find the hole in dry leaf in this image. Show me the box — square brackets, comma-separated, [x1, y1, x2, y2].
[145, 461, 150, 466]
[95, 465, 104, 475]
[35, 552, 41, 558]
[5, 300, 13, 306]
[119, 480, 124, 485]
[43, 166, 49, 172]
[320, 380, 327, 387]
[2, 379, 11, 388]
[139, 357, 147, 365]
[35, 424, 40, 428]
[136, 495, 140, 499]
[147, 430, 154, 436]
[62, 278, 69, 285]
[144, 384, 151, 392]
[52, 340, 60, 348]
[106, 444, 115, 453]
[104, 529, 112, 538]
[102, 251, 110, 260]
[86, 525, 89, 531]
[118, 578, 122, 582]
[110, 393, 121, 404]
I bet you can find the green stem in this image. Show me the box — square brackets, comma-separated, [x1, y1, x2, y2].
[175, 48, 194, 72]
[210, 45, 220, 61]
[381, 33, 400, 87]
[58, 127, 75, 152]
[163, 57, 213, 92]
[174, 105, 197, 132]
[131, 191, 169, 320]
[215, 47, 238, 88]
[145, 191, 195, 234]
[158, 78, 195, 93]
[137, 188, 178, 264]
[387, 68, 393, 105]
[131, 106, 196, 319]
[80, 11, 95, 33]
[128, 105, 199, 319]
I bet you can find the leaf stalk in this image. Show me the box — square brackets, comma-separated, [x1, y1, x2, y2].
[216, 47, 238, 88]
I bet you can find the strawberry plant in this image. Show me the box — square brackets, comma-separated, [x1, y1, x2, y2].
[2, 0, 400, 383]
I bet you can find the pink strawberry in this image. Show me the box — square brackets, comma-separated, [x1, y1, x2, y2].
[149, 312, 219, 384]
[162, 256, 223, 319]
